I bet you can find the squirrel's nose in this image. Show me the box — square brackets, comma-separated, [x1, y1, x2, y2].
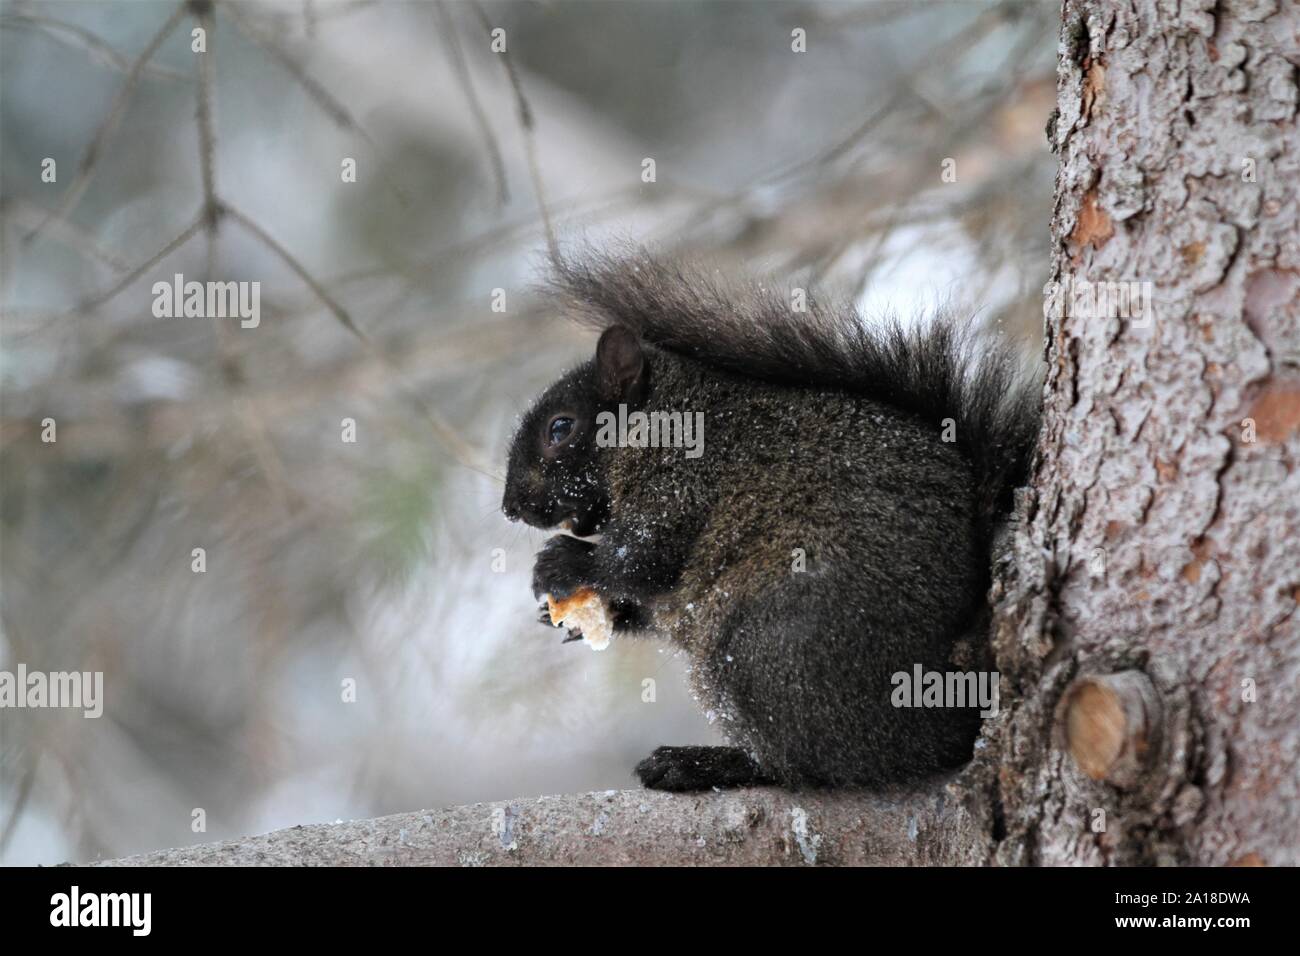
[501, 491, 521, 521]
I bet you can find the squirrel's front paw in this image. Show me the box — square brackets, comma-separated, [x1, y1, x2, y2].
[537, 599, 585, 643]
[531, 535, 595, 600]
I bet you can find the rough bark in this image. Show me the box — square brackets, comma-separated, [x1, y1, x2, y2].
[92, 785, 988, 866]
[980, 0, 1300, 865]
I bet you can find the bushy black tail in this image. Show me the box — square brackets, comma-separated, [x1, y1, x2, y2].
[550, 249, 1041, 530]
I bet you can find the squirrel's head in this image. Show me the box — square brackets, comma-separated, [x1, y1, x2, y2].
[502, 325, 649, 536]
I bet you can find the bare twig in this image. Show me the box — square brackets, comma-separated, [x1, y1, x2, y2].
[468, 0, 557, 263]
[219, 0, 358, 132]
[218, 0, 410, 205]
[435, 0, 509, 206]
[25, 2, 188, 244]
[0, 13, 189, 80]
[223, 204, 497, 479]
[193, 5, 296, 518]
[194, 4, 219, 224]
[76, 214, 205, 313]
[0, 197, 132, 272]
[223, 203, 366, 340]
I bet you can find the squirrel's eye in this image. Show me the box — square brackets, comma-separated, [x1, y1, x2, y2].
[547, 416, 575, 445]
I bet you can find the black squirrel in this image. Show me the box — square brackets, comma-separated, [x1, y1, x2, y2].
[502, 252, 1041, 791]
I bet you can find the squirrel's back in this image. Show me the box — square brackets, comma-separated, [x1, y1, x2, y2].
[551, 250, 1041, 540]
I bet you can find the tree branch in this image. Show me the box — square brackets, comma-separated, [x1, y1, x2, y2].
[92, 785, 990, 866]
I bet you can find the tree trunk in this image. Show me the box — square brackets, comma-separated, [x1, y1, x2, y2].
[985, 0, 1300, 865]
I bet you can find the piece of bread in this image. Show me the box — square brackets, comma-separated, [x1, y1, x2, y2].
[545, 587, 613, 651]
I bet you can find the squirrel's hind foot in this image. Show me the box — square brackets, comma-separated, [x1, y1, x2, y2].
[635, 745, 773, 791]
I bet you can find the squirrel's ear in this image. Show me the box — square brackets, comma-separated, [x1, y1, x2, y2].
[596, 326, 648, 405]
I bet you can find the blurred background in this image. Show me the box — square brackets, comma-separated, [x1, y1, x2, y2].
[0, 0, 1056, 864]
